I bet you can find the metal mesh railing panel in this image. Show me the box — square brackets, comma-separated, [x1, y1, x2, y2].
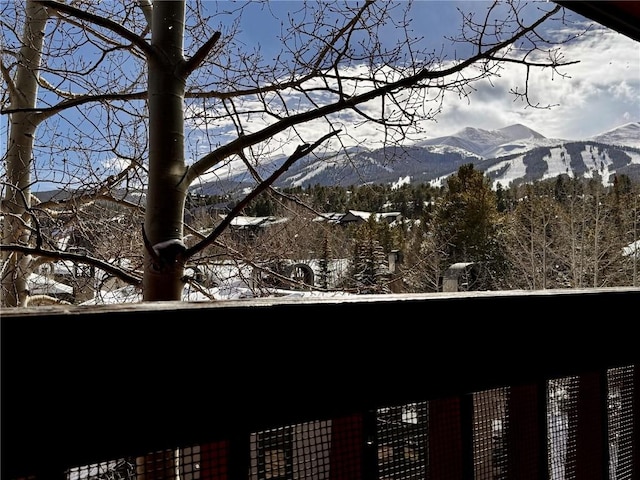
[327, 414, 364, 480]
[67, 458, 136, 480]
[250, 421, 333, 480]
[59, 366, 635, 480]
[608, 365, 635, 480]
[472, 388, 508, 480]
[376, 402, 428, 480]
[547, 376, 579, 480]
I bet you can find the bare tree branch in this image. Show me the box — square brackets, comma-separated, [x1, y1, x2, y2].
[185, 4, 563, 182]
[184, 130, 341, 258]
[0, 244, 143, 286]
[182, 31, 222, 77]
[35, 0, 154, 57]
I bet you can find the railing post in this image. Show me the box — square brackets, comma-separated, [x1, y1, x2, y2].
[429, 396, 463, 479]
[574, 370, 606, 480]
[362, 410, 379, 480]
[198, 440, 229, 480]
[461, 393, 475, 480]
[228, 432, 250, 480]
[328, 413, 366, 480]
[507, 383, 545, 480]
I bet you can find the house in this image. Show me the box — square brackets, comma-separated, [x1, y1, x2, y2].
[28, 258, 92, 303]
[224, 215, 289, 230]
[622, 239, 640, 258]
[313, 210, 403, 226]
[25, 273, 74, 305]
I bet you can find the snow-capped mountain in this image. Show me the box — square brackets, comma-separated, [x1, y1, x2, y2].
[590, 122, 640, 149]
[415, 123, 552, 158]
[191, 122, 640, 194]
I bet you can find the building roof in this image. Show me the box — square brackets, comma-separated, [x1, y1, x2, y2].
[312, 210, 403, 225]
[220, 215, 289, 229]
[313, 212, 346, 224]
[340, 210, 403, 223]
[28, 273, 74, 295]
[555, 1, 640, 42]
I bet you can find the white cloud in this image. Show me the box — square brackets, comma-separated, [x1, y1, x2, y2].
[187, 17, 639, 168]
[409, 25, 639, 141]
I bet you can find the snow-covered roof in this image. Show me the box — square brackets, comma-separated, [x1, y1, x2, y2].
[28, 273, 74, 295]
[623, 239, 640, 257]
[341, 210, 402, 223]
[313, 212, 345, 223]
[220, 215, 289, 229]
[314, 211, 403, 224]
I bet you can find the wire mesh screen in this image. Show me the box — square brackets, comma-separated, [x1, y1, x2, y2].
[377, 403, 428, 480]
[547, 376, 579, 480]
[251, 422, 333, 480]
[608, 365, 635, 480]
[472, 388, 508, 480]
[61, 366, 634, 480]
[67, 458, 136, 480]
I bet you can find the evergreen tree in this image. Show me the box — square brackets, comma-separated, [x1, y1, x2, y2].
[495, 182, 508, 213]
[432, 164, 499, 264]
[317, 234, 332, 290]
[349, 215, 392, 294]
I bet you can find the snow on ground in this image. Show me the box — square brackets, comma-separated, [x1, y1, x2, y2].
[488, 145, 640, 190]
[81, 281, 356, 305]
[28, 273, 74, 295]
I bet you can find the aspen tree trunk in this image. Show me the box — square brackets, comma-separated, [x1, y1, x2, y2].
[138, 1, 188, 476]
[142, 0, 189, 301]
[1, 1, 48, 307]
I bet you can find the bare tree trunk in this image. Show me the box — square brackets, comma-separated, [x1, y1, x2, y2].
[142, 0, 188, 301]
[1, 1, 48, 307]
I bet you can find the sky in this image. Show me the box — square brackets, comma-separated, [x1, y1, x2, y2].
[2, 1, 639, 191]
[219, 0, 640, 143]
[180, 0, 640, 182]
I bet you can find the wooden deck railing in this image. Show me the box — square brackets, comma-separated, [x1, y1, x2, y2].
[2, 287, 639, 480]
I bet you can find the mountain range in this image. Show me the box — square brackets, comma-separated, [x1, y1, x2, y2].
[193, 122, 640, 195]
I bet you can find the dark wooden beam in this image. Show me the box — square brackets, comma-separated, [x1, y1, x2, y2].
[556, 1, 640, 42]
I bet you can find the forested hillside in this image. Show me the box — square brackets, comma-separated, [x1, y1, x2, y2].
[190, 126, 640, 195]
[185, 165, 639, 293]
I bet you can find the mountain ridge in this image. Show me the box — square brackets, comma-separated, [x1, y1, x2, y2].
[190, 121, 640, 195]
[34, 122, 640, 201]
